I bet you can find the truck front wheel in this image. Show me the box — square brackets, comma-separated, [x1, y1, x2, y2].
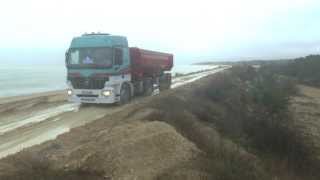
[119, 83, 131, 105]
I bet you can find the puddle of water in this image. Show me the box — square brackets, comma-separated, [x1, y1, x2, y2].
[0, 126, 70, 159]
[171, 68, 228, 88]
[0, 103, 79, 134]
[52, 117, 62, 122]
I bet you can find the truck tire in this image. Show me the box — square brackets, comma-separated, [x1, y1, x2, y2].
[119, 83, 131, 105]
[143, 78, 153, 96]
[80, 103, 90, 107]
[159, 73, 171, 91]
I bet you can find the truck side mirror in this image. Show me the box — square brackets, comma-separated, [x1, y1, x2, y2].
[65, 51, 68, 65]
[114, 48, 123, 65]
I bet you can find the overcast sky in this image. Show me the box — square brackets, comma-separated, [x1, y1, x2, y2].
[0, 0, 320, 64]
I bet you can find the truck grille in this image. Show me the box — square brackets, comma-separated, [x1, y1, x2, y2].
[69, 77, 109, 89]
[76, 94, 99, 98]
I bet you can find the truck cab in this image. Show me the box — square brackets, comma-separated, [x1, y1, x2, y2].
[66, 33, 131, 104]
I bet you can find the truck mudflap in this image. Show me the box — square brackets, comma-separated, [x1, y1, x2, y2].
[68, 88, 119, 104]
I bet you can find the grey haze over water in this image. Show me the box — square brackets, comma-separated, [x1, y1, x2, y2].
[0, 63, 214, 98]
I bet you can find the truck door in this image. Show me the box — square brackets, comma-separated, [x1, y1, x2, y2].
[114, 47, 123, 70]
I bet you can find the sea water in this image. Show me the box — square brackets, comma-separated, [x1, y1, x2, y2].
[0, 64, 216, 98]
[0, 64, 66, 97]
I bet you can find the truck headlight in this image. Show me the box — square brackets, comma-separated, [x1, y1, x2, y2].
[67, 89, 73, 96]
[67, 80, 72, 87]
[102, 90, 111, 96]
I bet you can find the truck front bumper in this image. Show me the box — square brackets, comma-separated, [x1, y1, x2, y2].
[67, 88, 119, 104]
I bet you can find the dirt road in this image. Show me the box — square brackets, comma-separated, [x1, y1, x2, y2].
[0, 67, 228, 159]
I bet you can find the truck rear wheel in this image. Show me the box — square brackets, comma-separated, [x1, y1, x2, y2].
[159, 73, 171, 91]
[143, 78, 153, 96]
[119, 83, 131, 105]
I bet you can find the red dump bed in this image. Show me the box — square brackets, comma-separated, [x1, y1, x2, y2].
[130, 48, 173, 74]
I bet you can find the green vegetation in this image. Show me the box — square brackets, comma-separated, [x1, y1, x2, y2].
[150, 64, 319, 179]
[210, 66, 318, 176]
[262, 55, 320, 87]
[200, 54, 320, 87]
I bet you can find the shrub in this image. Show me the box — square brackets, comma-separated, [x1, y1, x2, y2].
[198, 65, 314, 174]
[147, 65, 318, 178]
[262, 55, 320, 87]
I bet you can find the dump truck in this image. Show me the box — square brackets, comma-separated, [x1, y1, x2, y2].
[65, 33, 173, 104]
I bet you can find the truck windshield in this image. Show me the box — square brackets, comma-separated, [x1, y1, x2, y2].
[67, 47, 113, 68]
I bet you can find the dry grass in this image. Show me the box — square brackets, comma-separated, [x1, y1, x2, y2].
[0, 153, 106, 180]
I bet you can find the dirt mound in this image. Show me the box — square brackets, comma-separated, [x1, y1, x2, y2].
[63, 121, 201, 180]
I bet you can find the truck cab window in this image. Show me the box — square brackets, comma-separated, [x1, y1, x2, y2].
[69, 50, 80, 64]
[114, 48, 123, 65]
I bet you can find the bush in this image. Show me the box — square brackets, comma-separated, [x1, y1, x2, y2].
[193, 65, 314, 174]
[147, 65, 318, 178]
[262, 55, 320, 87]
[222, 66, 316, 174]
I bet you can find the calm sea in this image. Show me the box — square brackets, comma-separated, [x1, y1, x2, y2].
[0, 64, 215, 98]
